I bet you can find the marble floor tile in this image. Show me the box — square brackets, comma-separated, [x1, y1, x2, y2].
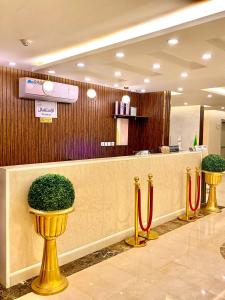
[11, 210, 225, 299]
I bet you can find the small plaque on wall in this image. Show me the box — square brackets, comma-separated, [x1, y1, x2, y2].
[35, 100, 57, 118]
[40, 117, 52, 123]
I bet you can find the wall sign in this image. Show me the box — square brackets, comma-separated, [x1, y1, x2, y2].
[35, 100, 57, 118]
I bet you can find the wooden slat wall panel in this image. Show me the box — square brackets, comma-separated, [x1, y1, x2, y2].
[139, 91, 171, 152]
[0, 66, 171, 166]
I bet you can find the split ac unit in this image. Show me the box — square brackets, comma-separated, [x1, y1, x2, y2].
[19, 77, 79, 103]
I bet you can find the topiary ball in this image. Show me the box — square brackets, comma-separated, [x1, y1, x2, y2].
[28, 174, 75, 211]
[202, 154, 225, 173]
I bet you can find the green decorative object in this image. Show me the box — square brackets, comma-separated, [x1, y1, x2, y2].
[202, 154, 225, 173]
[28, 174, 75, 211]
[28, 174, 75, 295]
[193, 135, 198, 147]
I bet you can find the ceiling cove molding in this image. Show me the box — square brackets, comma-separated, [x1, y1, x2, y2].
[33, 2, 225, 71]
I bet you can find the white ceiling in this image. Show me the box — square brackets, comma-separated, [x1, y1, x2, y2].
[40, 16, 225, 107]
[0, 0, 192, 67]
[1, 0, 225, 107]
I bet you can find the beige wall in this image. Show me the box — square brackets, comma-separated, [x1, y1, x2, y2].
[0, 152, 201, 287]
[203, 110, 225, 154]
[170, 106, 201, 150]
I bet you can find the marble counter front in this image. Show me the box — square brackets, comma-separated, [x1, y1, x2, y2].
[0, 152, 202, 287]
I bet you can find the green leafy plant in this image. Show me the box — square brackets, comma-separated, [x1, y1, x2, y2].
[28, 174, 75, 211]
[202, 154, 225, 172]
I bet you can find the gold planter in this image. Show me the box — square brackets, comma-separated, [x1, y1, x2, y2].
[30, 207, 74, 296]
[203, 171, 222, 213]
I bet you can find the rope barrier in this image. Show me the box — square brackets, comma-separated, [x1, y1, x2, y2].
[188, 175, 201, 212]
[178, 166, 201, 222]
[137, 186, 153, 232]
[125, 174, 158, 246]
[125, 177, 146, 247]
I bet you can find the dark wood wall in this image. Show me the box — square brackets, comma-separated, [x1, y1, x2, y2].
[0, 66, 171, 166]
[139, 91, 171, 151]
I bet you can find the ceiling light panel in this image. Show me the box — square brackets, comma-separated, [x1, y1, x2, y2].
[116, 52, 125, 58]
[168, 38, 179, 45]
[171, 91, 182, 96]
[77, 62, 85, 67]
[202, 87, 225, 96]
[202, 53, 212, 60]
[181, 72, 188, 78]
[114, 71, 122, 77]
[153, 63, 161, 69]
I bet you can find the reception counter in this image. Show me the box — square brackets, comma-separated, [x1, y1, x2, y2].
[0, 151, 202, 287]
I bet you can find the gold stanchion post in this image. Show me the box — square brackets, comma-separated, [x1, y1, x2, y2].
[194, 167, 203, 218]
[178, 167, 196, 222]
[139, 174, 159, 240]
[125, 177, 146, 247]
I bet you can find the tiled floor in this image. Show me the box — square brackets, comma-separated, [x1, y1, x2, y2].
[18, 210, 225, 300]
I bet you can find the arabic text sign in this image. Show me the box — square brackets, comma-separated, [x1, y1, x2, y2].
[35, 100, 57, 118]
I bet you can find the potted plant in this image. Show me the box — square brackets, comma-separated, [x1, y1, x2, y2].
[202, 154, 225, 213]
[28, 174, 75, 295]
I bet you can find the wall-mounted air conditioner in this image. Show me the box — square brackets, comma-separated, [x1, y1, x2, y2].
[19, 77, 79, 103]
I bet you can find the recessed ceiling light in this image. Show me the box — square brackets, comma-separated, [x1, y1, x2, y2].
[77, 62, 85, 68]
[116, 52, 125, 58]
[207, 94, 212, 98]
[114, 71, 121, 77]
[221, 107, 225, 110]
[202, 53, 212, 60]
[144, 78, 150, 83]
[177, 87, 183, 92]
[114, 83, 119, 88]
[141, 89, 146, 93]
[168, 38, 179, 45]
[181, 72, 188, 78]
[184, 102, 188, 105]
[48, 70, 55, 74]
[85, 77, 91, 82]
[9, 62, 16, 66]
[153, 63, 160, 69]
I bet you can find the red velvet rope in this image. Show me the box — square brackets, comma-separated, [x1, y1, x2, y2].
[188, 175, 201, 212]
[138, 186, 153, 231]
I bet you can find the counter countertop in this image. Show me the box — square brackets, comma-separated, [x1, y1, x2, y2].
[1, 151, 201, 171]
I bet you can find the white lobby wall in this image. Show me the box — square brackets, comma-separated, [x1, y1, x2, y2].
[170, 106, 201, 150]
[203, 110, 225, 154]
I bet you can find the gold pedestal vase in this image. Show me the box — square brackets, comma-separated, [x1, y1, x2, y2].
[30, 207, 73, 296]
[203, 171, 222, 213]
